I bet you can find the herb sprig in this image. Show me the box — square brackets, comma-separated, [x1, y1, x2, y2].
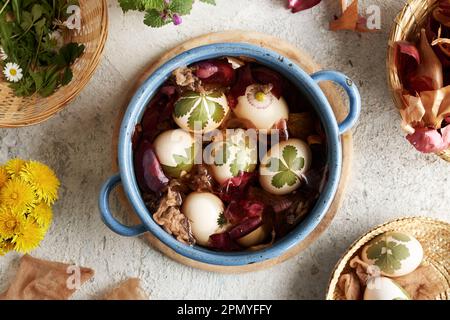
[0, 0, 85, 97]
[118, 0, 216, 28]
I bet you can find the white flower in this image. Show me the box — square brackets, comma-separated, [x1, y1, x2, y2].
[49, 30, 64, 49]
[3, 62, 23, 82]
[0, 47, 7, 61]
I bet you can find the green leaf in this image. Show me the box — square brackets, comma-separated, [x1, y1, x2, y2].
[162, 162, 193, 178]
[142, 0, 165, 10]
[200, 0, 216, 4]
[144, 9, 169, 28]
[61, 67, 73, 86]
[229, 160, 241, 177]
[207, 99, 224, 123]
[118, 0, 145, 12]
[366, 235, 411, 275]
[20, 11, 33, 31]
[290, 156, 305, 171]
[31, 4, 43, 21]
[267, 158, 288, 172]
[271, 171, 298, 189]
[169, 0, 193, 15]
[174, 93, 198, 118]
[282, 145, 298, 168]
[188, 100, 209, 130]
[217, 212, 227, 227]
[29, 71, 44, 90]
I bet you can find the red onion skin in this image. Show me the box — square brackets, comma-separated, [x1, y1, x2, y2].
[208, 233, 241, 251]
[229, 217, 263, 240]
[134, 140, 169, 194]
[406, 126, 450, 153]
[288, 0, 321, 13]
[196, 59, 235, 87]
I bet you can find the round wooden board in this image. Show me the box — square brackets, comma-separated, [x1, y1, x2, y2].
[111, 31, 353, 273]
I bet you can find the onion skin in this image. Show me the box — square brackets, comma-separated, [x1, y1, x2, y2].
[417, 29, 443, 91]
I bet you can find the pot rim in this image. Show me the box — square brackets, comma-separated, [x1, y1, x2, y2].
[118, 43, 344, 266]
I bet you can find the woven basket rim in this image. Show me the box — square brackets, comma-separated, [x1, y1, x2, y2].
[0, 0, 109, 128]
[325, 216, 450, 300]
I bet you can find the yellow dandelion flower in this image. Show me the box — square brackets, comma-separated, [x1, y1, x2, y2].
[0, 166, 8, 189]
[30, 202, 53, 231]
[5, 158, 26, 178]
[0, 240, 14, 256]
[0, 179, 37, 212]
[12, 218, 45, 253]
[0, 206, 25, 239]
[20, 161, 60, 205]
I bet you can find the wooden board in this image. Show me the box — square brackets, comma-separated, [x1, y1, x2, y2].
[111, 31, 353, 273]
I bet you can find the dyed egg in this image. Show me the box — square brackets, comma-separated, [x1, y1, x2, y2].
[182, 192, 225, 246]
[361, 232, 423, 277]
[153, 129, 196, 178]
[207, 129, 258, 184]
[233, 84, 289, 129]
[364, 277, 410, 300]
[173, 91, 229, 133]
[237, 225, 269, 248]
[259, 139, 311, 195]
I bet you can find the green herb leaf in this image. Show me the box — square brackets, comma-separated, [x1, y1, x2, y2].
[366, 235, 411, 275]
[118, 0, 145, 12]
[200, 0, 216, 4]
[144, 8, 169, 27]
[31, 4, 43, 21]
[188, 99, 209, 130]
[142, 0, 165, 10]
[207, 99, 224, 123]
[217, 212, 227, 227]
[272, 171, 298, 189]
[61, 67, 73, 86]
[174, 93, 198, 118]
[169, 0, 193, 15]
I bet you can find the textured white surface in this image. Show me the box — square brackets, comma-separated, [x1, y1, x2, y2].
[0, 0, 449, 300]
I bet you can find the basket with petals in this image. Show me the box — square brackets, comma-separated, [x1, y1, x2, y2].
[0, 0, 108, 128]
[387, 0, 450, 162]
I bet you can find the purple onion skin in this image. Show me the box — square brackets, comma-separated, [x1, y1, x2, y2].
[134, 140, 169, 194]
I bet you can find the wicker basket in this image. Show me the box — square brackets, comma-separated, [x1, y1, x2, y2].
[387, 0, 450, 162]
[326, 217, 450, 300]
[0, 0, 108, 128]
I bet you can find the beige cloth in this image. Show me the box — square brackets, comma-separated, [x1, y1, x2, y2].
[0, 255, 94, 300]
[103, 278, 149, 300]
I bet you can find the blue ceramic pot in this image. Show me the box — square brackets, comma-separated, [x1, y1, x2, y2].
[99, 43, 361, 266]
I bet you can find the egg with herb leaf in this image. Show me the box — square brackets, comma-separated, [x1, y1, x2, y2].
[233, 84, 289, 129]
[364, 277, 411, 300]
[182, 192, 227, 246]
[259, 139, 311, 195]
[153, 129, 196, 178]
[361, 231, 423, 277]
[207, 129, 258, 184]
[173, 91, 229, 133]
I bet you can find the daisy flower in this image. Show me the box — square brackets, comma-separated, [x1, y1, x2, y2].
[0, 179, 37, 213]
[30, 202, 53, 231]
[5, 158, 26, 178]
[3, 62, 23, 83]
[0, 206, 25, 239]
[20, 161, 60, 205]
[12, 218, 45, 253]
[48, 30, 64, 50]
[0, 47, 7, 61]
[0, 166, 8, 189]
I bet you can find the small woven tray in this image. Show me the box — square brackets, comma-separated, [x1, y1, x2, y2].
[387, 0, 450, 162]
[0, 0, 108, 127]
[326, 217, 450, 300]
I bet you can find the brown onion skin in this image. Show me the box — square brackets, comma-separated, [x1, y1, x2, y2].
[417, 29, 444, 90]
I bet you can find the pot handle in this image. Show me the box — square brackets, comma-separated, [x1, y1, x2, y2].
[98, 174, 147, 237]
[311, 70, 361, 135]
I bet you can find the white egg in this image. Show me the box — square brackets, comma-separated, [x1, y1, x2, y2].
[237, 225, 269, 248]
[153, 129, 196, 178]
[259, 139, 312, 195]
[182, 192, 225, 246]
[361, 231, 423, 277]
[233, 84, 289, 129]
[206, 129, 258, 184]
[364, 277, 410, 300]
[173, 91, 230, 133]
